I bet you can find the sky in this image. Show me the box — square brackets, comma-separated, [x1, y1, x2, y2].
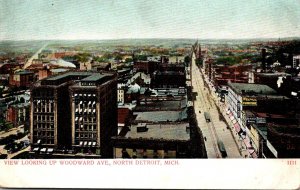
[0, 0, 300, 40]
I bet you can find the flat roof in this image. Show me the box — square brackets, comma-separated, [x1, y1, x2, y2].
[40, 71, 115, 86]
[15, 70, 34, 75]
[135, 99, 187, 111]
[80, 73, 106, 82]
[125, 123, 190, 141]
[45, 72, 91, 81]
[228, 82, 277, 95]
[134, 109, 187, 122]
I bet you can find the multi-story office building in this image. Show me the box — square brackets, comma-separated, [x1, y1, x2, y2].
[30, 71, 117, 158]
[69, 73, 117, 158]
[225, 82, 289, 158]
[292, 55, 300, 68]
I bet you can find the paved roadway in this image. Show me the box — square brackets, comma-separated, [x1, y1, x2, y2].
[191, 53, 241, 158]
[23, 43, 48, 69]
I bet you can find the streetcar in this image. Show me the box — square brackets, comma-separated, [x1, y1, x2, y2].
[204, 112, 211, 122]
[217, 140, 227, 158]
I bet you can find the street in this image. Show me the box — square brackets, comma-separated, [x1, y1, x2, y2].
[0, 125, 30, 158]
[191, 53, 242, 158]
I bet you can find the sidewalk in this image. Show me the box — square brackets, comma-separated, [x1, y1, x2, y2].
[200, 68, 249, 158]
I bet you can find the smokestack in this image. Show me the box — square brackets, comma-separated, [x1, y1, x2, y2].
[262, 48, 266, 71]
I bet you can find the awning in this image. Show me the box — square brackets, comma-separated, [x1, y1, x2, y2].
[251, 151, 258, 158]
[79, 141, 83, 146]
[88, 142, 92, 146]
[47, 148, 54, 152]
[84, 141, 87, 146]
[234, 123, 241, 133]
[33, 148, 39, 152]
[41, 148, 47, 152]
[92, 142, 96, 146]
[243, 137, 256, 154]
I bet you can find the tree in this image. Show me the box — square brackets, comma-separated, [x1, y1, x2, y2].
[134, 54, 147, 61]
[184, 56, 190, 64]
[125, 58, 133, 63]
[196, 58, 203, 66]
[114, 54, 123, 61]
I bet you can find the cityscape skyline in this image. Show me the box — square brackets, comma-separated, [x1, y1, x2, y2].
[1, 0, 300, 40]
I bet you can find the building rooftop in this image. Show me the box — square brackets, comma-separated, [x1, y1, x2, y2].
[252, 124, 267, 139]
[134, 109, 187, 122]
[39, 71, 115, 86]
[228, 82, 277, 95]
[46, 72, 91, 81]
[135, 99, 187, 111]
[80, 73, 107, 82]
[15, 70, 34, 75]
[50, 68, 68, 73]
[124, 123, 190, 141]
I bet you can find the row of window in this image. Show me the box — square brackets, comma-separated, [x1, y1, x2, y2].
[33, 139, 54, 145]
[75, 124, 97, 131]
[75, 108, 96, 114]
[73, 93, 96, 98]
[34, 115, 54, 122]
[33, 131, 54, 138]
[33, 101, 54, 113]
[75, 132, 97, 139]
[33, 123, 54, 130]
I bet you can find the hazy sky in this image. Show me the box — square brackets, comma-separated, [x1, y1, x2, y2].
[1, 0, 300, 40]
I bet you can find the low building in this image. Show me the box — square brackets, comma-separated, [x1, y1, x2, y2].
[169, 56, 185, 64]
[6, 102, 30, 127]
[9, 70, 35, 88]
[213, 64, 253, 87]
[267, 123, 300, 158]
[254, 72, 290, 92]
[133, 61, 158, 74]
[117, 107, 132, 134]
[151, 71, 186, 88]
[80, 61, 92, 71]
[111, 123, 191, 158]
[80, 61, 111, 71]
[126, 72, 151, 87]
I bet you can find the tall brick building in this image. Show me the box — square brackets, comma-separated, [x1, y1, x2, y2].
[30, 71, 117, 158]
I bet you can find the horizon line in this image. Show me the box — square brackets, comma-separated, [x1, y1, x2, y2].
[1, 36, 300, 42]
